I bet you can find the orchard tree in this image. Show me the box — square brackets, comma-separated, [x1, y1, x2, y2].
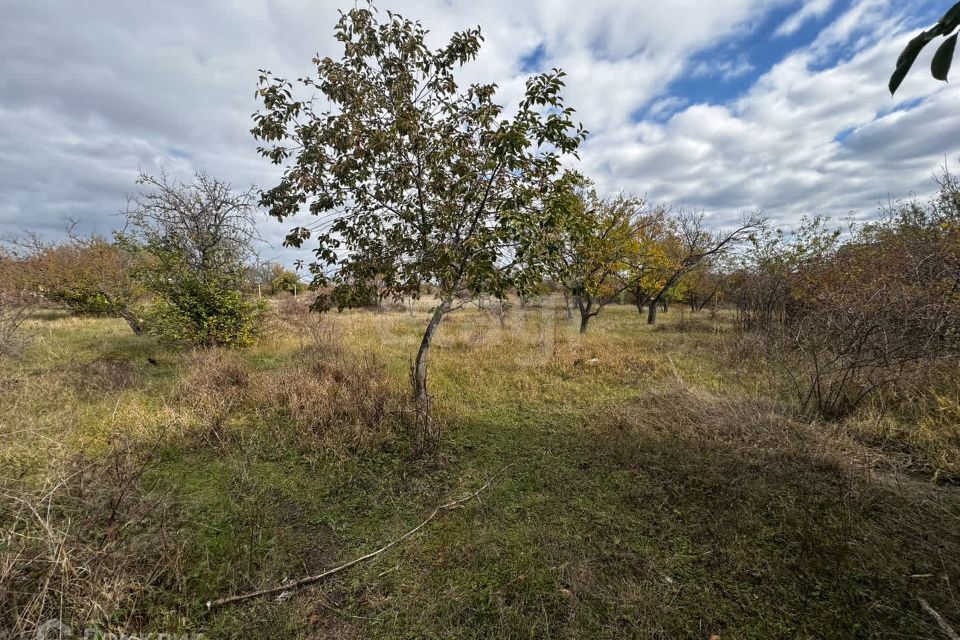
[252, 4, 586, 451]
[269, 264, 302, 295]
[0, 231, 144, 334]
[121, 171, 266, 348]
[631, 209, 764, 325]
[681, 260, 726, 313]
[550, 185, 657, 334]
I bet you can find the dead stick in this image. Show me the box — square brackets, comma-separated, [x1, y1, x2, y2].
[919, 598, 960, 640]
[206, 464, 514, 610]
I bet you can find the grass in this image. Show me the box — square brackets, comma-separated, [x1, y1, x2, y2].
[1, 301, 958, 639]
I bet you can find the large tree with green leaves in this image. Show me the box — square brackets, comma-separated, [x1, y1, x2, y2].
[252, 4, 586, 452]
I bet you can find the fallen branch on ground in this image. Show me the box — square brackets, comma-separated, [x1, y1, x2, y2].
[919, 598, 960, 640]
[206, 463, 515, 610]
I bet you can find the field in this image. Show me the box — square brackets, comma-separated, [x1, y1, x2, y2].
[2, 300, 959, 639]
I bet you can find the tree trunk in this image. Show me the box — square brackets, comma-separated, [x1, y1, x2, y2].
[579, 312, 591, 334]
[634, 289, 646, 315]
[562, 292, 573, 321]
[647, 299, 658, 325]
[577, 296, 593, 334]
[101, 290, 142, 336]
[120, 309, 143, 336]
[412, 298, 450, 453]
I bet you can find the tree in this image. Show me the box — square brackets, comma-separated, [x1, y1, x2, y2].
[121, 171, 266, 348]
[681, 260, 725, 313]
[1, 231, 145, 334]
[730, 216, 841, 331]
[269, 264, 302, 295]
[631, 209, 764, 325]
[550, 185, 657, 333]
[252, 4, 586, 451]
[889, 2, 960, 95]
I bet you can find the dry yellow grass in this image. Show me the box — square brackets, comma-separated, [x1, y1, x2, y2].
[1, 301, 958, 638]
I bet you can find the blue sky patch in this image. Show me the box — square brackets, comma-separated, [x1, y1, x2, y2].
[650, 0, 853, 112]
[520, 42, 547, 73]
[834, 125, 857, 144]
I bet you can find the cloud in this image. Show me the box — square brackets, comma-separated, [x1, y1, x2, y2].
[775, 0, 837, 37]
[0, 0, 956, 268]
[580, 0, 959, 229]
[688, 55, 756, 80]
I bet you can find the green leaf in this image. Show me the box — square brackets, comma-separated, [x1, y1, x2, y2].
[890, 32, 934, 95]
[931, 33, 958, 82]
[938, 2, 960, 34]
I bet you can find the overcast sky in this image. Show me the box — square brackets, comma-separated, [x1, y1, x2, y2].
[1, 0, 957, 267]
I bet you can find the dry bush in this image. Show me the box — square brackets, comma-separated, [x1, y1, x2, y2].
[732, 180, 960, 420]
[276, 298, 344, 355]
[66, 358, 143, 394]
[253, 350, 406, 455]
[0, 293, 31, 356]
[0, 440, 184, 636]
[176, 350, 251, 444]
[275, 294, 313, 324]
[600, 380, 856, 474]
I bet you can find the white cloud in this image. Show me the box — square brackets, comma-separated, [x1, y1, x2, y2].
[0, 0, 956, 266]
[775, 0, 837, 37]
[580, 0, 959, 229]
[0, 0, 789, 262]
[689, 55, 756, 80]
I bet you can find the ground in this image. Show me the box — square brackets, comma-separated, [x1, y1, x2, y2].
[1, 301, 958, 639]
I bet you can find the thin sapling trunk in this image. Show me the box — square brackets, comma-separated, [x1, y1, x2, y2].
[412, 298, 451, 452]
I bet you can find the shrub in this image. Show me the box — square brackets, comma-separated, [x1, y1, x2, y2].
[0, 236, 145, 334]
[0, 294, 31, 356]
[122, 170, 264, 348]
[145, 277, 266, 348]
[176, 350, 252, 446]
[735, 176, 960, 419]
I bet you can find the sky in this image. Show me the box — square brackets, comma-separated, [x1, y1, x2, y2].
[1, 0, 957, 267]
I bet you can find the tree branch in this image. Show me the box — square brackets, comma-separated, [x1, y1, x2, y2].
[205, 464, 515, 610]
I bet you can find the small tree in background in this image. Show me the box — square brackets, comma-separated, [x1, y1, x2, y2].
[631, 210, 764, 325]
[1, 231, 145, 334]
[550, 184, 655, 334]
[269, 264, 301, 295]
[252, 4, 586, 452]
[680, 261, 725, 313]
[731, 216, 841, 332]
[122, 171, 266, 348]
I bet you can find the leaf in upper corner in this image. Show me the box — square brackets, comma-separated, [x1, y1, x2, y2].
[937, 2, 960, 33]
[890, 32, 935, 95]
[931, 33, 958, 82]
